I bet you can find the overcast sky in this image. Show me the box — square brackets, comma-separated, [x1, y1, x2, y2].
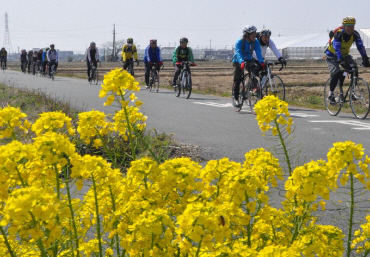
[1, 0, 370, 53]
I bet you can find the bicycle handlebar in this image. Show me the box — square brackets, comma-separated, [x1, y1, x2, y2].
[175, 61, 196, 66]
[273, 61, 285, 71]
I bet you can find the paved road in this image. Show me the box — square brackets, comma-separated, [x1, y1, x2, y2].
[2, 70, 370, 230]
[1, 70, 370, 165]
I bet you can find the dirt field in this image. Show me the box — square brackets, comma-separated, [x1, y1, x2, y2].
[6, 60, 370, 109]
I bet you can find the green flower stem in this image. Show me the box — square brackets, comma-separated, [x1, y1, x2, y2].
[94, 128, 119, 168]
[347, 173, 355, 257]
[195, 236, 203, 257]
[123, 106, 136, 160]
[29, 211, 47, 257]
[274, 120, 292, 176]
[16, 166, 27, 188]
[63, 169, 80, 257]
[92, 175, 103, 257]
[54, 164, 61, 199]
[109, 186, 121, 256]
[245, 192, 252, 247]
[0, 226, 16, 257]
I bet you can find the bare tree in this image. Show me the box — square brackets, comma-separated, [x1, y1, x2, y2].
[101, 39, 126, 62]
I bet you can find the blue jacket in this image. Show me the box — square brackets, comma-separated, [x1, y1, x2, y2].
[232, 38, 264, 64]
[144, 46, 162, 63]
[42, 52, 48, 62]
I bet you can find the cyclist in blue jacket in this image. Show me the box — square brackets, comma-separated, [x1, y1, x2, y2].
[144, 39, 163, 88]
[232, 25, 265, 107]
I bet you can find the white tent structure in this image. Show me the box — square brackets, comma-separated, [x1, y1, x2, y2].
[265, 28, 370, 59]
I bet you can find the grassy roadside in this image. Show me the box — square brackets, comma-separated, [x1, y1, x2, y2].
[0, 83, 207, 167]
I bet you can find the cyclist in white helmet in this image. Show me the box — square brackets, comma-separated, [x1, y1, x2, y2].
[232, 25, 264, 107]
[255, 28, 286, 65]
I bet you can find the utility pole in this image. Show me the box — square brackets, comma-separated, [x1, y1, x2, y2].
[210, 39, 212, 50]
[111, 24, 116, 62]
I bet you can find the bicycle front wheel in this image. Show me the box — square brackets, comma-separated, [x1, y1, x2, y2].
[149, 78, 153, 92]
[324, 78, 342, 116]
[154, 72, 160, 93]
[350, 77, 370, 119]
[248, 77, 260, 113]
[175, 79, 181, 97]
[95, 69, 99, 85]
[270, 75, 285, 100]
[183, 73, 192, 99]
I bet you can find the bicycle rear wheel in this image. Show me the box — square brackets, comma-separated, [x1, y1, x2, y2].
[232, 81, 243, 112]
[324, 78, 342, 116]
[270, 75, 285, 100]
[248, 77, 260, 113]
[350, 77, 370, 119]
[183, 72, 192, 99]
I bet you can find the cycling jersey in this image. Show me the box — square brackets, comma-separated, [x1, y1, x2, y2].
[28, 52, 33, 61]
[255, 38, 282, 59]
[20, 52, 28, 61]
[172, 46, 194, 64]
[86, 47, 100, 62]
[326, 29, 367, 60]
[232, 38, 264, 64]
[32, 52, 38, 62]
[0, 50, 7, 57]
[144, 45, 162, 63]
[122, 44, 138, 61]
[47, 49, 58, 62]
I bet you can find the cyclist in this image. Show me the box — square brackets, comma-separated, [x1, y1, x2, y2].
[256, 28, 286, 65]
[47, 44, 58, 77]
[325, 16, 370, 104]
[20, 49, 28, 72]
[42, 47, 50, 75]
[232, 25, 265, 106]
[144, 39, 163, 88]
[31, 50, 38, 74]
[86, 42, 100, 82]
[122, 38, 139, 71]
[0, 47, 7, 69]
[172, 37, 195, 87]
[37, 49, 43, 73]
[27, 50, 33, 74]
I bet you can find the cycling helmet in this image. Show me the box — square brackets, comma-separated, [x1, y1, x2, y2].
[45, 47, 50, 51]
[50, 44, 55, 48]
[180, 37, 188, 43]
[39, 48, 43, 52]
[127, 38, 133, 43]
[150, 39, 157, 44]
[260, 28, 272, 36]
[1, 47, 4, 50]
[243, 25, 257, 35]
[90, 42, 96, 47]
[342, 16, 356, 25]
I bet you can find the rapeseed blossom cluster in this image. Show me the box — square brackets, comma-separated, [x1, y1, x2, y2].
[1, 69, 368, 256]
[254, 95, 293, 135]
[0, 106, 30, 139]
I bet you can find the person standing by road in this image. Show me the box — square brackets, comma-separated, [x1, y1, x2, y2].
[143, 39, 163, 88]
[325, 16, 370, 104]
[232, 25, 265, 107]
[172, 37, 194, 87]
[86, 42, 100, 82]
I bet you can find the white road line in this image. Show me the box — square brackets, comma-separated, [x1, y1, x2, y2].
[290, 113, 319, 118]
[308, 120, 370, 130]
[193, 102, 233, 108]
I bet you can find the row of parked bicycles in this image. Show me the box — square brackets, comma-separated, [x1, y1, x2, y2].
[21, 61, 57, 81]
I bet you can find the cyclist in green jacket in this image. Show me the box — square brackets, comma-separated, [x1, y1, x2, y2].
[172, 37, 194, 86]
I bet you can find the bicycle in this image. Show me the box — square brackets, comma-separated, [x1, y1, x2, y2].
[259, 61, 286, 101]
[127, 59, 136, 76]
[0, 58, 6, 72]
[174, 61, 196, 99]
[37, 61, 43, 76]
[32, 61, 37, 75]
[148, 63, 162, 93]
[49, 61, 56, 81]
[324, 63, 370, 119]
[21, 61, 27, 74]
[89, 62, 99, 85]
[232, 68, 249, 112]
